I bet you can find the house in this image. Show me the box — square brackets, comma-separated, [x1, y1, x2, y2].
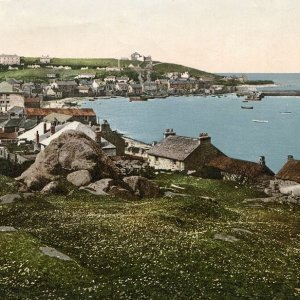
[207, 155, 274, 182]
[276, 156, 300, 184]
[24, 96, 41, 108]
[0, 118, 23, 133]
[116, 77, 129, 83]
[147, 130, 224, 171]
[25, 108, 97, 125]
[56, 80, 78, 97]
[115, 83, 129, 95]
[128, 84, 143, 95]
[6, 78, 23, 89]
[0, 54, 20, 65]
[98, 120, 125, 156]
[77, 85, 93, 96]
[144, 55, 152, 63]
[40, 55, 51, 64]
[0, 82, 24, 112]
[144, 82, 158, 94]
[104, 76, 116, 83]
[169, 79, 198, 93]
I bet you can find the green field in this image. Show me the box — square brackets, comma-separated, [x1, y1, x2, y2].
[0, 174, 299, 299]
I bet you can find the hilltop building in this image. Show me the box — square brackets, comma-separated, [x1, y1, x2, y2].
[0, 54, 20, 65]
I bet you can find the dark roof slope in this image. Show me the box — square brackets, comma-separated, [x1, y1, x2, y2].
[147, 136, 200, 161]
[276, 159, 300, 183]
[208, 156, 274, 178]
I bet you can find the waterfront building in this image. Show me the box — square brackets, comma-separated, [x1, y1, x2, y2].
[0, 82, 24, 112]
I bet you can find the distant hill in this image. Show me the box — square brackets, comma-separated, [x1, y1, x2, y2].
[0, 57, 220, 82]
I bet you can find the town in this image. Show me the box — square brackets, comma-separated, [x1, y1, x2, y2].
[0, 50, 299, 200]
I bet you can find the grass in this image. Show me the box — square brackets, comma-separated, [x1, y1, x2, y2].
[0, 173, 299, 299]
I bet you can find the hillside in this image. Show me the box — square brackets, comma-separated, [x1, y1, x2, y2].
[0, 57, 219, 82]
[0, 173, 299, 298]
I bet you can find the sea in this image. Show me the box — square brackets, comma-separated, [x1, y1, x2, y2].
[82, 74, 300, 172]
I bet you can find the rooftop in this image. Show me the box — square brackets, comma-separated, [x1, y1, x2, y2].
[25, 108, 96, 117]
[276, 159, 300, 183]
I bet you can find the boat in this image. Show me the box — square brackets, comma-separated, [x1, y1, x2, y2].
[241, 106, 253, 109]
[280, 104, 292, 114]
[129, 96, 148, 102]
[246, 92, 264, 101]
[242, 100, 248, 103]
[252, 119, 269, 123]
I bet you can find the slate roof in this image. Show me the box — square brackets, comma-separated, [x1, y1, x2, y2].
[0, 82, 20, 93]
[147, 135, 200, 161]
[44, 113, 72, 123]
[207, 156, 274, 178]
[276, 159, 300, 183]
[1, 118, 23, 128]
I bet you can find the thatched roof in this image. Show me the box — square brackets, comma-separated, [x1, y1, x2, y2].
[276, 159, 300, 183]
[207, 156, 274, 178]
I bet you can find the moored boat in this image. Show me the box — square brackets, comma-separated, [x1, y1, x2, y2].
[129, 96, 148, 102]
[241, 106, 253, 109]
[252, 119, 268, 123]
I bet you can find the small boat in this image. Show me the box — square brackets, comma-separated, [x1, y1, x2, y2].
[129, 96, 148, 102]
[241, 106, 253, 109]
[252, 119, 269, 123]
[280, 111, 292, 114]
[242, 100, 248, 103]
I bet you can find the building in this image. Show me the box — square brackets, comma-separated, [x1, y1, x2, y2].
[0, 82, 24, 112]
[276, 156, 300, 184]
[0, 54, 20, 65]
[40, 55, 51, 64]
[148, 130, 223, 171]
[131, 52, 144, 61]
[207, 155, 274, 182]
[25, 108, 97, 125]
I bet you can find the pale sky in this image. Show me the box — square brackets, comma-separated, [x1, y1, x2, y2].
[1, 0, 299, 72]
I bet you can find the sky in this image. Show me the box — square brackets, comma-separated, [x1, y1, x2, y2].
[0, 0, 299, 73]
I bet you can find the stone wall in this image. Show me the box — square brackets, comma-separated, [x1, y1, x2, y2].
[148, 155, 185, 171]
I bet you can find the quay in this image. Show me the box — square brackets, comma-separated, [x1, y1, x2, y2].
[261, 90, 300, 97]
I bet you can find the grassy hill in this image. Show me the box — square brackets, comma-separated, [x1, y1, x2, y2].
[0, 57, 219, 82]
[0, 173, 299, 298]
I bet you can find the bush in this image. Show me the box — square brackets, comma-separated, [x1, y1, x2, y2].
[0, 158, 33, 177]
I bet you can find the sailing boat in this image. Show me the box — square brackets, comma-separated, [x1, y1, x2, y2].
[280, 104, 292, 114]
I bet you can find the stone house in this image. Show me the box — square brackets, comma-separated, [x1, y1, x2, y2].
[147, 130, 224, 171]
[0, 82, 24, 112]
[207, 155, 274, 183]
[55, 80, 78, 98]
[276, 156, 300, 185]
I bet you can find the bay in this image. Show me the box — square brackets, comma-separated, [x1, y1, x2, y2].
[83, 74, 300, 172]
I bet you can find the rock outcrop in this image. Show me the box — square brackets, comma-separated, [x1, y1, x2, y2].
[17, 130, 122, 191]
[67, 170, 92, 187]
[123, 176, 160, 198]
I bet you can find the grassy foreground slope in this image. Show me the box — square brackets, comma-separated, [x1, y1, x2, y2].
[0, 174, 299, 299]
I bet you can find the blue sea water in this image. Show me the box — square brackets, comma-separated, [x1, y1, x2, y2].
[82, 74, 300, 172]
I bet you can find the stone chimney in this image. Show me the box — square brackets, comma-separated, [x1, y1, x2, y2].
[287, 155, 294, 161]
[35, 131, 39, 144]
[50, 123, 56, 135]
[259, 156, 265, 166]
[164, 128, 176, 139]
[43, 122, 47, 134]
[101, 120, 111, 132]
[199, 133, 211, 144]
[95, 129, 101, 144]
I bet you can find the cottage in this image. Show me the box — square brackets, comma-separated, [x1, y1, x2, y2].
[148, 130, 223, 171]
[276, 156, 300, 184]
[40, 55, 51, 64]
[0, 82, 24, 112]
[25, 108, 97, 125]
[207, 155, 274, 182]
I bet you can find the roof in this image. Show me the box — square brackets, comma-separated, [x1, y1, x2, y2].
[148, 135, 200, 161]
[25, 97, 40, 103]
[25, 108, 96, 117]
[56, 80, 77, 86]
[40, 121, 95, 147]
[44, 113, 72, 123]
[207, 156, 274, 178]
[18, 122, 51, 141]
[19, 118, 38, 130]
[0, 54, 19, 58]
[0, 132, 17, 140]
[0, 82, 20, 93]
[7, 106, 24, 115]
[2, 118, 23, 128]
[276, 159, 300, 183]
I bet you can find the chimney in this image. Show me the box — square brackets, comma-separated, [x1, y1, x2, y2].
[101, 120, 110, 132]
[152, 141, 157, 146]
[50, 123, 55, 135]
[164, 128, 176, 139]
[199, 132, 211, 144]
[35, 130, 39, 144]
[259, 156, 265, 166]
[95, 129, 101, 144]
[287, 155, 294, 161]
[43, 122, 47, 134]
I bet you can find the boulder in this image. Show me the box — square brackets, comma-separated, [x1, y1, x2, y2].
[80, 178, 115, 196]
[123, 176, 160, 198]
[16, 130, 122, 191]
[40, 181, 61, 194]
[0, 194, 21, 204]
[108, 186, 136, 200]
[67, 170, 92, 187]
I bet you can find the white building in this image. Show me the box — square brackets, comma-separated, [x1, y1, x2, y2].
[40, 55, 51, 64]
[0, 54, 20, 65]
[0, 82, 24, 112]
